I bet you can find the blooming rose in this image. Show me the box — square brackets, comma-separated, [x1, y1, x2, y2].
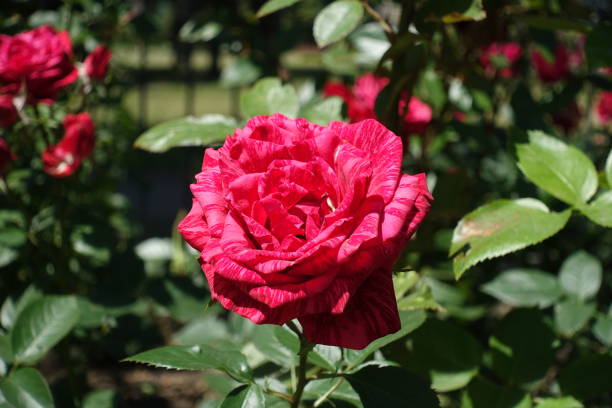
[178, 114, 432, 349]
[0, 95, 18, 127]
[531, 45, 570, 83]
[42, 113, 95, 177]
[0, 25, 77, 104]
[83, 45, 111, 81]
[596, 92, 612, 124]
[479, 42, 522, 78]
[323, 73, 432, 135]
[0, 138, 16, 176]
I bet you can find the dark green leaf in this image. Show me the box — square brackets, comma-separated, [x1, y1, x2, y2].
[300, 97, 343, 126]
[558, 251, 602, 300]
[535, 397, 583, 408]
[221, 59, 261, 88]
[404, 319, 482, 391]
[481, 269, 562, 308]
[82, 390, 116, 408]
[490, 309, 556, 385]
[554, 300, 595, 336]
[313, 1, 364, 48]
[0, 368, 54, 408]
[593, 315, 612, 346]
[220, 384, 265, 408]
[134, 115, 237, 153]
[123, 345, 253, 382]
[559, 354, 612, 400]
[522, 16, 591, 32]
[240, 78, 299, 119]
[345, 310, 426, 369]
[585, 25, 612, 69]
[12, 296, 79, 365]
[581, 191, 612, 227]
[256, 0, 301, 18]
[461, 377, 531, 408]
[346, 366, 439, 408]
[450, 199, 571, 279]
[516, 131, 598, 206]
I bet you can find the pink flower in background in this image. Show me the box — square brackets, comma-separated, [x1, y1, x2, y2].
[0, 138, 16, 176]
[596, 92, 612, 124]
[178, 114, 432, 349]
[42, 113, 95, 177]
[83, 45, 111, 81]
[531, 45, 570, 83]
[0, 95, 18, 127]
[479, 42, 522, 78]
[323, 73, 432, 134]
[0, 25, 77, 104]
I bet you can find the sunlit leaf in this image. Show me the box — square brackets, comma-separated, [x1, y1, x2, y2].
[481, 269, 562, 308]
[313, 1, 364, 48]
[256, 0, 301, 18]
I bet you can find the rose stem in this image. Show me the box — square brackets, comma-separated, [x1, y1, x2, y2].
[287, 321, 314, 408]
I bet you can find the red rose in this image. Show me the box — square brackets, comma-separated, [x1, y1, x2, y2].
[83, 45, 111, 81]
[479, 42, 522, 78]
[178, 114, 432, 349]
[596, 92, 612, 124]
[0, 25, 77, 104]
[0, 95, 18, 127]
[531, 45, 570, 83]
[0, 138, 16, 176]
[42, 113, 95, 177]
[324, 73, 432, 134]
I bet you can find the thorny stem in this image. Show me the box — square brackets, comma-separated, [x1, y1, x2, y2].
[287, 321, 314, 408]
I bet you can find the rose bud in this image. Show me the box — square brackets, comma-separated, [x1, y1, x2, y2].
[42, 113, 95, 177]
[178, 114, 432, 349]
[400, 96, 433, 135]
[597, 91, 612, 124]
[0, 138, 16, 176]
[0, 25, 77, 104]
[479, 42, 522, 78]
[0, 95, 18, 127]
[83, 45, 111, 81]
[531, 45, 570, 83]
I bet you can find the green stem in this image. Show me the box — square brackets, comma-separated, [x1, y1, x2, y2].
[287, 321, 314, 408]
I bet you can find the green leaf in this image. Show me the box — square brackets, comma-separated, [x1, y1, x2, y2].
[123, 344, 253, 382]
[251, 325, 297, 367]
[256, 0, 301, 17]
[535, 397, 583, 408]
[12, 296, 79, 365]
[461, 377, 531, 408]
[134, 115, 237, 153]
[450, 198, 571, 279]
[220, 59, 261, 88]
[558, 251, 602, 300]
[559, 354, 612, 400]
[240, 78, 299, 119]
[179, 20, 222, 43]
[606, 149, 612, 187]
[300, 97, 343, 126]
[220, 384, 265, 408]
[345, 310, 426, 369]
[593, 315, 612, 346]
[420, 0, 486, 23]
[0, 368, 54, 408]
[303, 378, 362, 407]
[173, 316, 229, 345]
[481, 269, 562, 308]
[393, 271, 419, 299]
[313, 1, 364, 48]
[396, 280, 442, 312]
[82, 390, 116, 408]
[490, 310, 556, 385]
[415, 69, 446, 113]
[522, 16, 591, 33]
[403, 319, 482, 392]
[350, 22, 390, 66]
[581, 191, 612, 227]
[585, 25, 612, 69]
[516, 131, 598, 206]
[346, 366, 439, 408]
[554, 299, 595, 336]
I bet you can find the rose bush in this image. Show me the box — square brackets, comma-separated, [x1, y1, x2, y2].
[479, 42, 522, 78]
[323, 73, 432, 135]
[178, 114, 431, 349]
